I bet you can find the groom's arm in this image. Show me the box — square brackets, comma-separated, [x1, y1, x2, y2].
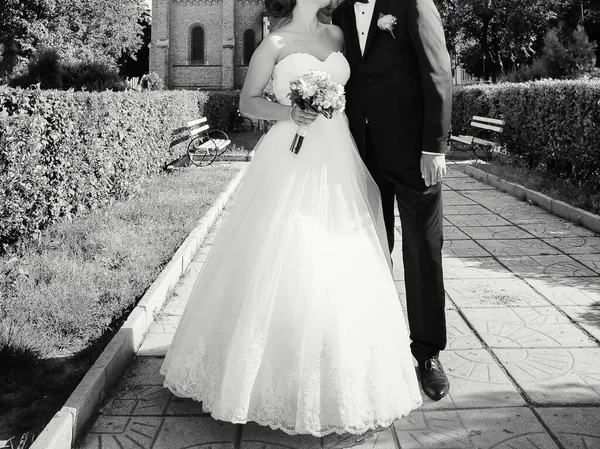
[407, 0, 452, 155]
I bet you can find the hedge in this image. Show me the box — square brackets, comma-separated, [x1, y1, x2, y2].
[452, 79, 600, 192]
[0, 87, 238, 247]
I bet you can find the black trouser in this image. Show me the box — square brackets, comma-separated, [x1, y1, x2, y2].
[365, 126, 447, 364]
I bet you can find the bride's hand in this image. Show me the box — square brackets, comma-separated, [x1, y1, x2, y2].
[290, 105, 318, 126]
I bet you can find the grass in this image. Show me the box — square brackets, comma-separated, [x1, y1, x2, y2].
[0, 151, 248, 446]
[471, 159, 600, 216]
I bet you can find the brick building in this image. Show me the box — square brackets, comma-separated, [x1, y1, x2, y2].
[150, 0, 275, 89]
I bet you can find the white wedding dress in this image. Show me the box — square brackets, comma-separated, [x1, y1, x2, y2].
[160, 51, 422, 436]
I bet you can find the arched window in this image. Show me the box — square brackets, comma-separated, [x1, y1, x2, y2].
[243, 29, 256, 65]
[191, 26, 205, 64]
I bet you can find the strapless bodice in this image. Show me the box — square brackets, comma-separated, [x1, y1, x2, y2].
[272, 52, 350, 106]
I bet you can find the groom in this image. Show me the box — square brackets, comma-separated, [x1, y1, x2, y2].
[332, 0, 452, 400]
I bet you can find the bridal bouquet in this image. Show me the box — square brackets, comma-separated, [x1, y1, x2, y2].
[288, 70, 346, 154]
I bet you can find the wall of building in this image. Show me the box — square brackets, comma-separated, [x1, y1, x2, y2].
[151, 0, 328, 90]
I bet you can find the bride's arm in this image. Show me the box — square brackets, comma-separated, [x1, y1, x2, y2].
[239, 36, 317, 125]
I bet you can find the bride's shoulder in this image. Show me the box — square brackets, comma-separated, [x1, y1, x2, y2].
[322, 24, 344, 48]
[254, 32, 285, 58]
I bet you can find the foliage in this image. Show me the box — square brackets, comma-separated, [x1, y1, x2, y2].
[501, 26, 597, 82]
[452, 79, 600, 193]
[140, 72, 164, 91]
[203, 90, 241, 131]
[8, 48, 63, 89]
[62, 60, 125, 91]
[10, 49, 126, 91]
[0, 0, 147, 77]
[118, 9, 151, 79]
[434, 0, 600, 81]
[0, 86, 205, 248]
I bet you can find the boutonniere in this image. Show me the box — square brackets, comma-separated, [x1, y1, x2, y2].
[377, 13, 397, 39]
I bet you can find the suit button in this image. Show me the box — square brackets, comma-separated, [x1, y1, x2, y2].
[365, 78, 371, 83]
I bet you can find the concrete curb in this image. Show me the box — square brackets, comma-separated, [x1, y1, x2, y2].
[463, 164, 600, 234]
[30, 159, 252, 449]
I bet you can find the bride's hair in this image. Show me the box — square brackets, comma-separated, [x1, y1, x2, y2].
[264, 0, 296, 18]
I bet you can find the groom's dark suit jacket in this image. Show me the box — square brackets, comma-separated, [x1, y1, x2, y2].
[332, 0, 452, 170]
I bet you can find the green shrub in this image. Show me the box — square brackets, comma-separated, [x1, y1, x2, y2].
[0, 86, 205, 248]
[140, 72, 164, 91]
[452, 79, 600, 192]
[203, 90, 241, 131]
[10, 49, 126, 92]
[62, 61, 125, 91]
[9, 49, 63, 89]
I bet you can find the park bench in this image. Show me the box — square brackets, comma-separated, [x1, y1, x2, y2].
[167, 117, 232, 168]
[449, 115, 505, 161]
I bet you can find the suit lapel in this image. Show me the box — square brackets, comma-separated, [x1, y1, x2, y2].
[363, 0, 391, 58]
[343, 1, 362, 60]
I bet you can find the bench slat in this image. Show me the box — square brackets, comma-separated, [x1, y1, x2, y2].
[471, 121, 503, 133]
[472, 116, 505, 126]
[187, 117, 208, 128]
[192, 140, 216, 150]
[472, 137, 497, 147]
[450, 135, 474, 145]
[216, 140, 231, 149]
[190, 124, 210, 136]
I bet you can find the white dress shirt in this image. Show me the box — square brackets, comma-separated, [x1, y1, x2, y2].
[354, 0, 375, 55]
[353, 1, 443, 156]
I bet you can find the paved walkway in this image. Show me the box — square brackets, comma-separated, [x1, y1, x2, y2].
[79, 164, 600, 449]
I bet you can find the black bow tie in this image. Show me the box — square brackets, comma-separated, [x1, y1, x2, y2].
[349, 0, 369, 4]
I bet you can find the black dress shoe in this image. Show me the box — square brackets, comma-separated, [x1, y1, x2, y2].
[418, 357, 450, 401]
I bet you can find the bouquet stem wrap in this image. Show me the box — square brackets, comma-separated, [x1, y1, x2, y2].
[290, 123, 310, 155]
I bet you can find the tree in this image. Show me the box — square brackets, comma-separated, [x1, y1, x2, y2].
[41, 0, 147, 66]
[435, 0, 557, 81]
[118, 9, 151, 79]
[0, 0, 147, 77]
[0, 0, 53, 77]
[435, 0, 600, 80]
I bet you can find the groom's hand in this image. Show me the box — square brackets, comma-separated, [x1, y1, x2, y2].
[420, 153, 446, 187]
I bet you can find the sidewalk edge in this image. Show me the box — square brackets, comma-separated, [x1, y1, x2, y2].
[30, 161, 251, 449]
[462, 164, 600, 234]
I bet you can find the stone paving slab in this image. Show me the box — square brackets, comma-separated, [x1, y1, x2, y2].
[519, 221, 599, 238]
[444, 178, 497, 190]
[542, 236, 600, 255]
[445, 278, 549, 308]
[445, 310, 483, 350]
[525, 276, 600, 307]
[442, 239, 492, 258]
[495, 255, 598, 277]
[559, 306, 600, 341]
[241, 423, 322, 449]
[477, 238, 562, 257]
[393, 408, 560, 449]
[461, 307, 596, 348]
[445, 214, 513, 227]
[536, 407, 600, 449]
[442, 257, 516, 279]
[443, 191, 478, 206]
[420, 350, 526, 410]
[441, 204, 491, 215]
[458, 225, 535, 240]
[323, 428, 397, 449]
[495, 348, 600, 404]
[443, 225, 471, 240]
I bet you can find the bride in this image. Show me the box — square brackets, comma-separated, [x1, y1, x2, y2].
[160, 0, 422, 437]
